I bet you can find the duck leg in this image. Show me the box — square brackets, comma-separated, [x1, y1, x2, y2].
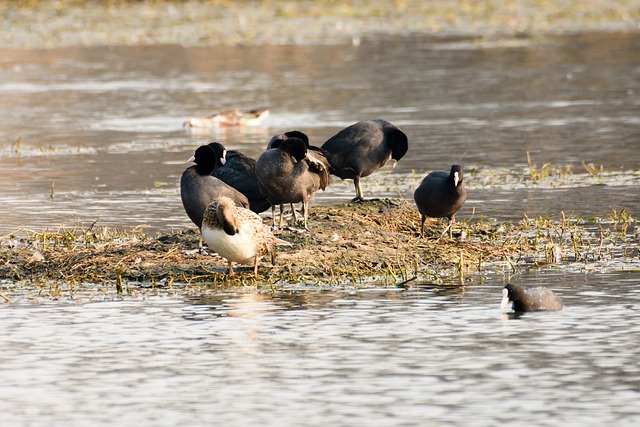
[227, 261, 235, 276]
[253, 255, 259, 276]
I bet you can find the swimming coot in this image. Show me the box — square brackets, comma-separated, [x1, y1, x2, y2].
[501, 283, 564, 312]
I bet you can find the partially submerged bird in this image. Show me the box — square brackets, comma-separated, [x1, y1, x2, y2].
[501, 283, 564, 312]
[184, 108, 270, 128]
[206, 142, 271, 214]
[322, 119, 408, 202]
[255, 136, 330, 230]
[201, 196, 290, 276]
[413, 165, 467, 238]
[180, 145, 250, 229]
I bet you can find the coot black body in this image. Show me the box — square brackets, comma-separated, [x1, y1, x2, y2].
[501, 283, 564, 312]
[321, 119, 408, 202]
[207, 142, 271, 214]
[180, 145, 250, 229]
[255, 137, 330, 229]
[413, 165, 467, 236]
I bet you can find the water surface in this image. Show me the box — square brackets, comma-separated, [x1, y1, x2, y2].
[1, 271, 640, 426]
[0, 32, 639, 232]
[1, 33, 639, 426]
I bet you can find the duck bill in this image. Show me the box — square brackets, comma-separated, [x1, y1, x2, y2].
[187, 155, 196, 163]
[454, 171, 460, 186]
[500, 288, 511, 309]
[390, 159, 398, 169]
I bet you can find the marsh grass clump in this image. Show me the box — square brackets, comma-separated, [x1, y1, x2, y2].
[499, 209, 638, 269]
[526, 151, 577, 183]
[0, 200, 637, 300]
[0, 200, 506, 288]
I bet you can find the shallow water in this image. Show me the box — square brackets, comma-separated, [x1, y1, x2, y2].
[0, 32, 639, 232]
[1, 271, 640, 426]
[1, 33, 640, 425]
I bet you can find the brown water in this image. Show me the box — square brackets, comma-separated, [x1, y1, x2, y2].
[1, 33, 640, 426]
[1, 32, 639, 233]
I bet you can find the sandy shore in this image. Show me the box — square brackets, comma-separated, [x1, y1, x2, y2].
[1, 0, 639, 48]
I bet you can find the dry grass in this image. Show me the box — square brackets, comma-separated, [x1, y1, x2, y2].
[1, 200, 636, 295]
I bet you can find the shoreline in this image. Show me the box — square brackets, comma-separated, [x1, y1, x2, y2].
[1, 0, 639, 49]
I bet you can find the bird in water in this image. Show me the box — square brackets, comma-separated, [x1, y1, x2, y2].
[501, 283, 564, 312]
[255, 136, 330, 230]
[413, 165, 467, 239]
[201, 196, 290, 276]
[206, 142, 271, 214]
[180, 144, 250, 230]
[321, 119, 408, 202]
[183, 108, 270, 128]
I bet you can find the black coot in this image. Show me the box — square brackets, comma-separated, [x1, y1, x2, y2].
[321, 119, 408, 202]
[413, 165, 467, 237]
[501, 283, 564, 312]
[207, 142, 271, 214]
[255, 137, 330, 230]
[180, 145, 250, 229]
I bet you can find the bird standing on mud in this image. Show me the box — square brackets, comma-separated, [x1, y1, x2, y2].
[201, 196, 290, 276]
[321, 119, 408, 202]
[255, 136, 330, 230]
[413, 164, 467, 238]
[180, 144, 250, 229]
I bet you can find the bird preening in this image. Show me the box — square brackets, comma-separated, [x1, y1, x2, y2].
[322, 119, 408, 202]
[256, 132, 331, 230]
[176, 118, 480, 277]
[201, 196, 290, 276]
